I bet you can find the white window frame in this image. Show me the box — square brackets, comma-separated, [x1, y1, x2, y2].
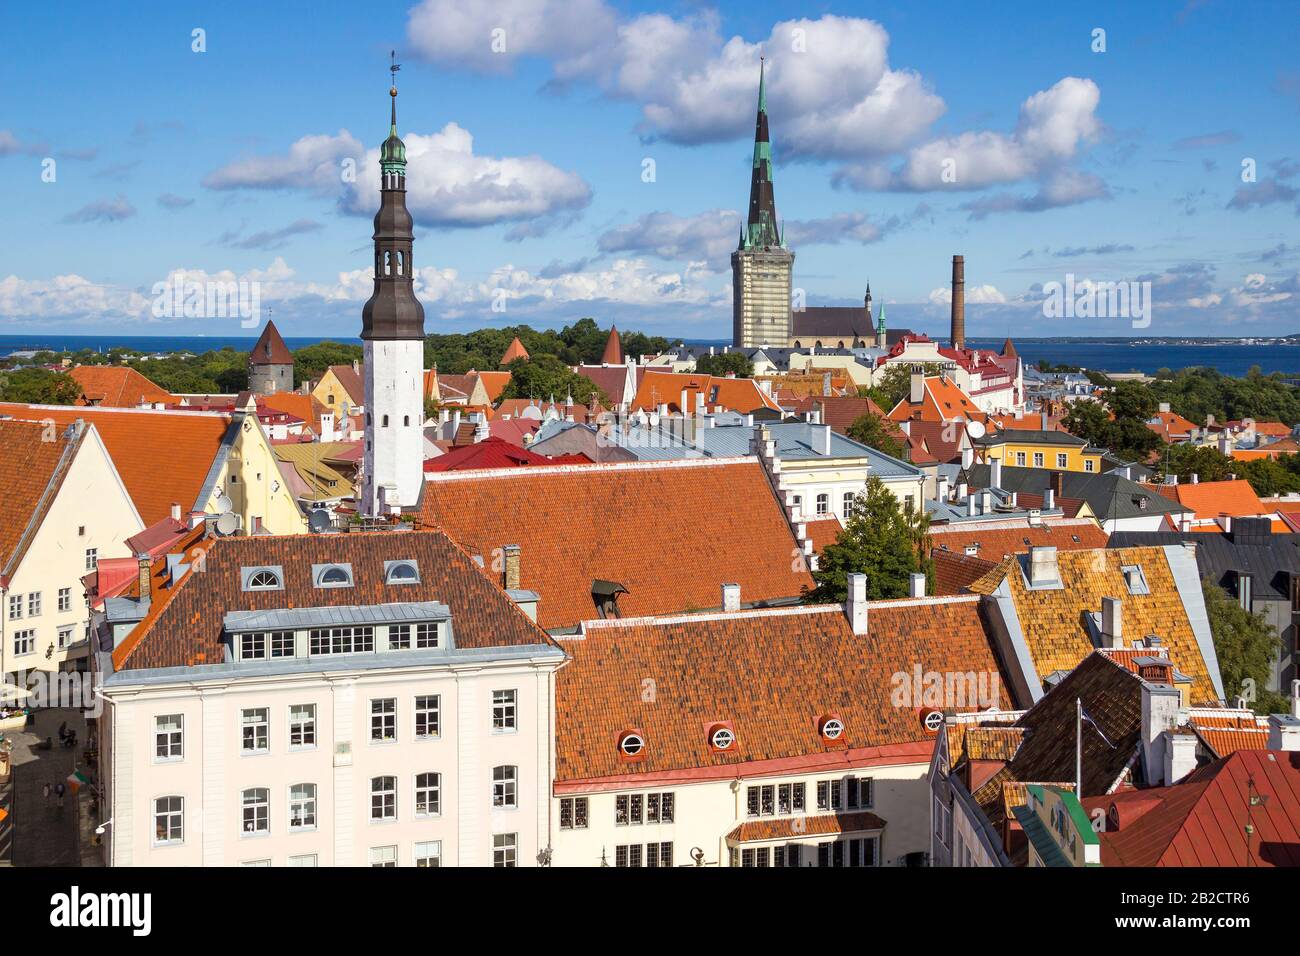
[153, 796, 184, 846]
[85, 548, 98, 571]
[154, 714, 184, 762]
[289, 783, 317, 831]
[369, 845, 397, 867]
[492, 689, 517, 733]
[493, 833, 517, 867]
[414, 695, 440, 739]
[12, 629, 35, 657]
[241, 708, 269, 754]
[241, 787, 270, 837]
[492, 765, 518, 809]
[289, 703, 316, 750]
[57, 625, 74, 650]
[287, 854, 317, 867]
[414, 840, 442, 868]
[370, 697, 397, 743]
[415, 772, 441, 817]
[371, 776, 397, 822]
[27, 592, 41, 617]
[1056, 453, 1068, 469]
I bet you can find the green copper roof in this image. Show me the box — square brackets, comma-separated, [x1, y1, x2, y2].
[380, 92, 407, 174]
[877, 302, 887, 336]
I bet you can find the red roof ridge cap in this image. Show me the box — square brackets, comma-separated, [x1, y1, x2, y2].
[420, 455, 758, 483]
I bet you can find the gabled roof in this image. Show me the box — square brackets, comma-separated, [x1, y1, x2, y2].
[475, 371, 511, 405]
[554, 596, 1013, 785]
[1147, 410, 1197, 442]
[929, 518, 1108, 560]
[0, 403, 232, 526]
[249, 320, 293, 366]
[974, 428, 1089, 449]
[631, 371, 780, 415]
[886, 375, 985, 424]
[0, 418, 85, 580]
[811, 396, 887, 434]
[70, 366, 176, 408]
[967, 545, 1222, 705]
[422, 436, 577, 472]
[1164, 479, 1268, 520]
[420, 458, 813, 631]
[962, 464, 1189, 522]
[932, 548, 998, 596]
[323, 364, 364, 404]
[112, 530, 559, 671]
[1083, 750, 1300, 866]
[574, 365, 627, 407]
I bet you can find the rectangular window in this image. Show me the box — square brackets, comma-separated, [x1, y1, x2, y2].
[8, 594, 21, 620]
[155, 714, 183, 761]
[154, 797, 183, 845]
[492, 765, 517, 808]
[241, 788, 269, 836]
[241, 632, 266, 660]
[817, 780, 842, 811]
[1033, 452, 1044, 467]
[287, 854, 317, 867]
[27, 592, 41, 617]
[842, 491, 856, 518]
[1084, 458, 1095, 472]
[371, 776, 397, 821]
[415, 772, 441, 817]
[416, 622, 439, 648]
[388, 624, 411, 650]
[241, 708, 269, 753]
[58, 588, 72, 613]
[1015, 451, 1026, 466]
[660, 792, 674, 823]
[647, 792, 661, 824]
[57, 626, 73, 650]
[492, 689, 517, 731]
[370, 845, 397, 868]
[289, 704, 316, 749]
[370, 698, 396, 743]
[308, 626, 374, 656]
[13, 629, 35, 657]
[778, 782, 806, 814]
[270, 631, 294, 657]
[560, 796, 589, 830]
[1056, 453, 1068, 469]
[816, 493, 829, 515]
[414, 695, 440, 738]
[414, 841, 442, 868]
[85, 548, 98, 571]
[493, 833, 517, 868]
[289, 783, 317, 830]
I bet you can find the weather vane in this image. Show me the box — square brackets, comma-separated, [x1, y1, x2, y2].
[390, 49, 401, 91]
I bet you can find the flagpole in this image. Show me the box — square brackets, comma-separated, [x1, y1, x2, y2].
[1076, 698, 1083, 796]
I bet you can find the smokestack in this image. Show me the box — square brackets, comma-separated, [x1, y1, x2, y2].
[503, 544, 521, 591]
[950, 255, 965, 350]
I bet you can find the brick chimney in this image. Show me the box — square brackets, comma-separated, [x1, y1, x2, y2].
[137, 552, 152, 602]
[502, 543, 521, 591]
[950, 255, 965, 350]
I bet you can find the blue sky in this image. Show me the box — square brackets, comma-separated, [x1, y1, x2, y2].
[1, 0, 1297, 339]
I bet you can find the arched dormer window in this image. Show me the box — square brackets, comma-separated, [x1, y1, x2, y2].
[248, 569, 280, 590]
[314, 564, 354, 588]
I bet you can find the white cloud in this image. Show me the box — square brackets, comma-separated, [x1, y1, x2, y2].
[927, 284, 1007, 305]
[61, 195, 137, 224]
[202, 131, 364, 195]
[598, 210, 741, 267]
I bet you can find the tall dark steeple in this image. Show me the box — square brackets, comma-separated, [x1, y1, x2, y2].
[741, 57, 782, 251]
[361, 67, 425, 341]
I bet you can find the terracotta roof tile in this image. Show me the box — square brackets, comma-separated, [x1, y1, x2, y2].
[0, 418, 82, 578]
[632, 371, 780, 415]
[728, 810, 886, 842]
[931, 548, 998, 596]
[0, 404, 230, 526]
[554, 596, 1014, 784]
[420, 459, 813, 631]
[113, 529, 557, 671]
[500, 336, 530, 365]
[70, 366, 176, 408]
[929, 519, 1108, 559]
[248, 321, 293, 366]
[803, 516, 843, 554]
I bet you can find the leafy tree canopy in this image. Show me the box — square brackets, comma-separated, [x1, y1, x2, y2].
[1202, 577, 1287, 714]
[0, 367, 80, 405]
[694, 351, 754, 378]
[499, 354, 607, 407]
[846, 411, 907, 460]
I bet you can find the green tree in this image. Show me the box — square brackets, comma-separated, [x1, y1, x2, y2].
[845, 411, 907, 459]
[293, 341, 364, 387]
[0, 367, 80, 404]
[1062, 386, 1161, 462]
[863, 362, 942, 410]
[806, 477, 932, 603]
[499, 354, 607, 407]
[694, 352, 754, 378]
[1202, 577, 1287, 715]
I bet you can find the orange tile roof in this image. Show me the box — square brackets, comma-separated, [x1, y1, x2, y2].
[248, 320, 293, 365]
[886, 376, 985, 424]
[554, 596, 1013, 785]
[500, 336, 530, 365]
[728, 810, 886, 843]
[475, 371, 512, 404]
[0, 418, 82, 580]
[932, 548, 998, 596]
[803, 516, 842, 553]
[967, 546, 1220, 705]
[631, 371, 780, 415]
[421, 459, 813, 631]
[69, 366, 176, 408]
[1147, 410, 1197, 442]
[258, 392, 327, 433]
[1194, 727, 1268, 758]
[1169, 479, 1267, 519]
[929, 519, 1108, 559]
[0, 403, 231, 526]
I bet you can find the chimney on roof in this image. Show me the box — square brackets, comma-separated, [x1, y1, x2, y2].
[1040, 410, 1049, 430]
[1140, 679, 1182, 784]
[1162, 730, 1199, 785]
[990, 457, 1003, 489]
[502, 544, 521, 591]
[1044, 487, 1055, 511]
[1268, 711, 1300, 752]
[910, 368, 925, 405]
[957, 481, 968, 500]
[909, 573, 926, 598]
[961, 447, 974, 469]
[966, 495, 977, 518]
[136, 552, 152, 603]
[822, 371, 832, 397]
[1190, 473, 1199, 484]
[980, 489, 992, 514]
[352, 359, 360, 375]
[846, 573, 868, 636]
[1028, 546, 1058, 586]
[937, 476, 949, 501]
[950, 255, 966, 350]
[1050, 471, 1064, 496]
[821, 425, 832, 456]
[170, 502, 181, 522]
[722, 583, 741, 613]
[188, 509, 205, 529]
[1101, 596, 1123, 649]
[1159, 402, 1171, 413]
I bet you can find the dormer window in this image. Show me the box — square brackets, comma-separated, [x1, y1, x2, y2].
[240, 566, 284, 592]
[384, 560, 419, 585]
[618, 731, 646, 759]
[314, 563, 354, 588]
[1121, 565, 1149, 596]
[818, 715, 845, 742]
[709, 724, 735, 751]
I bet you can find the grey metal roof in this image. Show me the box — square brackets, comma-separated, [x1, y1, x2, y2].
[962, 463, 1187, 521]
[974, 429, 1087, 448]
[223, 601, 451, 632]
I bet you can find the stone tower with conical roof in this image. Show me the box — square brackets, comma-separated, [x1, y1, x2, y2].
[731, 59, 794, 350]
[248, 319, 294, 394]
[360, 73, 426, 515]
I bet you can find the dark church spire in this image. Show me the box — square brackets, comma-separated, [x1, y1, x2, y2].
[741, 57, 782, 251]
[361, 55, 425, 341]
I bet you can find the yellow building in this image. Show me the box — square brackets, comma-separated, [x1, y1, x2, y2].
[975, 429, 1106, 473]
[311, 363, 365, 422]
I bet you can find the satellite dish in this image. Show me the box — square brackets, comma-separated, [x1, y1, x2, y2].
[214, 512, 240, 536]
[309, 508, 333, 533]
[966, 420, 986, 439]
[214, 494, 233, 513]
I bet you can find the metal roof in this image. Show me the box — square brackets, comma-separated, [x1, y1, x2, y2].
[223, 600, 451, 632]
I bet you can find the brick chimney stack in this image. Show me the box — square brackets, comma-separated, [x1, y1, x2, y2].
[951, 254, 965, 350]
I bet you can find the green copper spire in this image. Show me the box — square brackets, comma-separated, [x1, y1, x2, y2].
[742, 57, 782, 250]
[878, 303, 887, 337]
[757, 55, 767, 114]
[381, 52, 407, 177]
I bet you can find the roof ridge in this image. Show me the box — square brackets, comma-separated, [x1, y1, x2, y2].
[579, 593, 983, 631]
[421, 454, 759, 483]
[1, 420, 84, 578]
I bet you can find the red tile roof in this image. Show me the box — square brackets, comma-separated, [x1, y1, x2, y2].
[70, 366, 176, 408]
[420, 459, 813, 631]
[574, 366, 627, 407]
[803, 517, 843, 554]
[249, 320, 293, 366]
[1147, 410, 1197, 442]
[928, 519, 1108, 559]
[423, 436, 574, 472]
[1084, 750, 1300, 866]
[500, 336, 530, 365]
[0, 418, 83, 580]
[0, 404, 230, 526]
[811, 396, 888, 434]
[1168, 479, 1268, 520]
[886, 376, 985, 424]
[728, 811, 886, 842]
[631, 371, 780, 415]
[113, 529, 558, 671]
[554, 596, 1013, 786]
[931, 548, 998, 596]
[325, 364, 364, 404]
[601, 327, 624, 365]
